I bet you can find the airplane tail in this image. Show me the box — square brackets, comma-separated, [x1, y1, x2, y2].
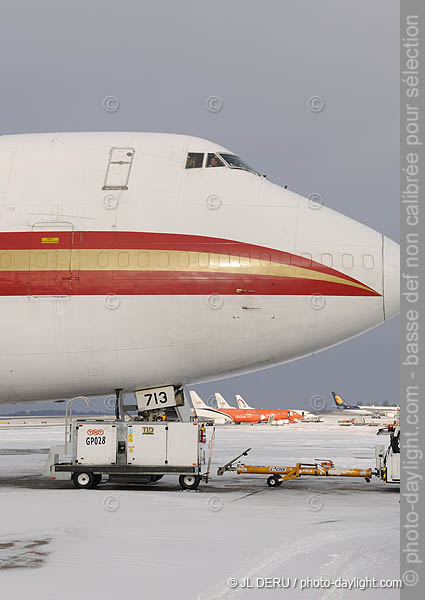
[215, 393, 232, 409]
[332, 392, 351, 409]
[236, 395, 253, 409]
[189, 390, 208, 411]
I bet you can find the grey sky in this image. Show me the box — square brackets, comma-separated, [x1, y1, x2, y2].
[0, 0, 399, 412]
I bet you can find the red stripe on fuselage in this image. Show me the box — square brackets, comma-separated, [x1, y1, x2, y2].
[0, 230, 372, 288]
[0, 270, 380, 296]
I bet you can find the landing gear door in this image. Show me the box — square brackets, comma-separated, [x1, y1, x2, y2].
[28, 222, 76, 296]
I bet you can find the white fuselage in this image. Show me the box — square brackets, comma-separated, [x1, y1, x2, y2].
[334, 407, 376, 416]
[190, 408, 232, 425]
[0, 133, 400, 403]
[358, 406, 399, 413]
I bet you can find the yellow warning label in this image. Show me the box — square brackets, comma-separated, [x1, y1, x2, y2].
[128, 435, 133, 442]
[41, 237, 59, 244]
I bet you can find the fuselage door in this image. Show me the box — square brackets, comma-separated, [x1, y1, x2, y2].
[102, 147, 135, 190]
[28, 222, 76, 296]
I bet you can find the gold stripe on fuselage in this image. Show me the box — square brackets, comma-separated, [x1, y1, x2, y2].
[0, 248, 372, 292]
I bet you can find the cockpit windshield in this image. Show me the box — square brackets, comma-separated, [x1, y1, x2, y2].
[185, 151, 260, 175]
[218, 154, 259, 175]
[206, 153, 225, 167]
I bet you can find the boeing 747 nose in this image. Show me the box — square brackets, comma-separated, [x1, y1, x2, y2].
[0, 132, 400, 403]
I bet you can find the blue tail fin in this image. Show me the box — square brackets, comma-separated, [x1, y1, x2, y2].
[332, 392, 351, 409]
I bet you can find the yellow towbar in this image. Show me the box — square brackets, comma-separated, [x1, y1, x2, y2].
[236, 463, 372, 486]
[217, 451, 373, 487]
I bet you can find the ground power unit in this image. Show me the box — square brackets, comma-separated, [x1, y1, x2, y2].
[45, 419, 209, 490]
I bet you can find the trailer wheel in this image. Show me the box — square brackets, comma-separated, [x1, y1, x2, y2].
[179, 474, 201, 490]
[72, 472, 96, 489]
[267, 475, 282, 488]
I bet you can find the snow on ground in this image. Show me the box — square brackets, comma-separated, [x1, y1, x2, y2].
[0, 419, 400, 600]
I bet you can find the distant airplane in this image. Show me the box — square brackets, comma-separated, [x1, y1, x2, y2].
[332, 392, 399, 417]
[189, 391, 232, 425]
[190, 390, 278, 425]
[190, 391, 264, 424]
[214, 392, 270, 423]
[233, 394, 302, 421]
[358, 405, 399, 416]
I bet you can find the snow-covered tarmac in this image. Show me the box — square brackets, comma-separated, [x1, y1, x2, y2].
[0, 419, 400, 599]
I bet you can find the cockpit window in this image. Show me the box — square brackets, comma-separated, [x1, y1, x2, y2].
[185, 151, 260, 175]
[186, 152, 204, 169]
[206, 153, 225, 168]
[218, 154, 259, 175]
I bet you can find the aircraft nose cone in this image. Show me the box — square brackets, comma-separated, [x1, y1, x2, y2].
[383, 235, 400, 321]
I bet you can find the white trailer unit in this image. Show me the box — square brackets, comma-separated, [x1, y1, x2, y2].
[48, 419, 207, 490]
